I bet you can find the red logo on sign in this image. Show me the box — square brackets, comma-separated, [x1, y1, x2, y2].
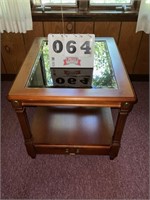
[64, 57, 81, 66]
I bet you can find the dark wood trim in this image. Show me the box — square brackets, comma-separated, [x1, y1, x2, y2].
[32, 10, 138, 22]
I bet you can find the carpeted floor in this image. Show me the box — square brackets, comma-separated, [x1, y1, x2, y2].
[1, 81, 149, 199]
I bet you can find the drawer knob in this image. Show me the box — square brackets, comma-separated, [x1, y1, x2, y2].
[5, 45, 10, 53]
[65, 148, 80, 154]
[76, 149, 80, 154]
[65, 148, 69, 153]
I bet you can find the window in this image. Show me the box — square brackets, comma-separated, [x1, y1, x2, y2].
[89, 0, 135, 11]
[90, 0, 133, 5]
[32, 0, 76, 6]
[31, 0, 77, 11]
[31, 0, 138, 11]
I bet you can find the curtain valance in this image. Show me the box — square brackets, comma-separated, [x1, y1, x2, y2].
[0, 0, 32, 33]
[136, 0, 150, 34]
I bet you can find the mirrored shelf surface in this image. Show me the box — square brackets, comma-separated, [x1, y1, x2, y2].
[27, 40, 118, 89]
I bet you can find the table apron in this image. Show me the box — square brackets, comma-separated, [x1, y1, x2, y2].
[21, 101, 123, 108]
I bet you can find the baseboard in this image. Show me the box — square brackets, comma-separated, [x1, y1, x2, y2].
[129, 74, 149, 82]
[1, 74, 16, 81]
[1, 74, 149, 82]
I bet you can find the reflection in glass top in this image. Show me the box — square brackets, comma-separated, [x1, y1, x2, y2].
[27, 40, 118, 89]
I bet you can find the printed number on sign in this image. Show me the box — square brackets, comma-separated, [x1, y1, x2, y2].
[56, 77, 89, 85]
[53, 40, 91, 54]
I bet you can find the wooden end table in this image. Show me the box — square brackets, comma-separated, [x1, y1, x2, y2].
[7, 37, 137, 159]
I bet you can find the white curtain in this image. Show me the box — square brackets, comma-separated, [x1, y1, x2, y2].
[136, 0, 150, 34]
[0, 0, 33, 33]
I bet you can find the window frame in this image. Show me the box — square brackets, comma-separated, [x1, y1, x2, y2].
[31, 0, 140, 12]
[31, 0, 78, 11]
[90, 0, 134, 6]
[89, 0, 138, 11]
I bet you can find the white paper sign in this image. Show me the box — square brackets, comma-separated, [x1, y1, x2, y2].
[48, 34, 95, 68]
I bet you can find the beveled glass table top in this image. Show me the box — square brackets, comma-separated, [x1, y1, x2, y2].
[27, 40, 118, 89]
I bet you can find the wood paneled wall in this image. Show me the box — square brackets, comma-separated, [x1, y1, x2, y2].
[118, 22, 143, 74]
[24, 22, 44, 52]
[1, 33, 26, 74]
[94, 22, 121, 43]
[1, 56, 6, 74]
[1, 21, 149, 75]
[134, 33, 149, 74]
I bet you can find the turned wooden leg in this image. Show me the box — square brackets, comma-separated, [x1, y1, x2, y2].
[12, 101, 36, 158]
[110, 102, 134, 160]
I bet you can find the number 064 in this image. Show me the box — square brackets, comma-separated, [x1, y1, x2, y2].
[53, 40, 92, 54]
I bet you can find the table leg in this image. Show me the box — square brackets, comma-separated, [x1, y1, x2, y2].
[110, 102, 134, 160]
[12, 101, 36, 158]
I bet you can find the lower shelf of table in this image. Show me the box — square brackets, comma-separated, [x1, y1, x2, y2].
[31, 106, 114, 155]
